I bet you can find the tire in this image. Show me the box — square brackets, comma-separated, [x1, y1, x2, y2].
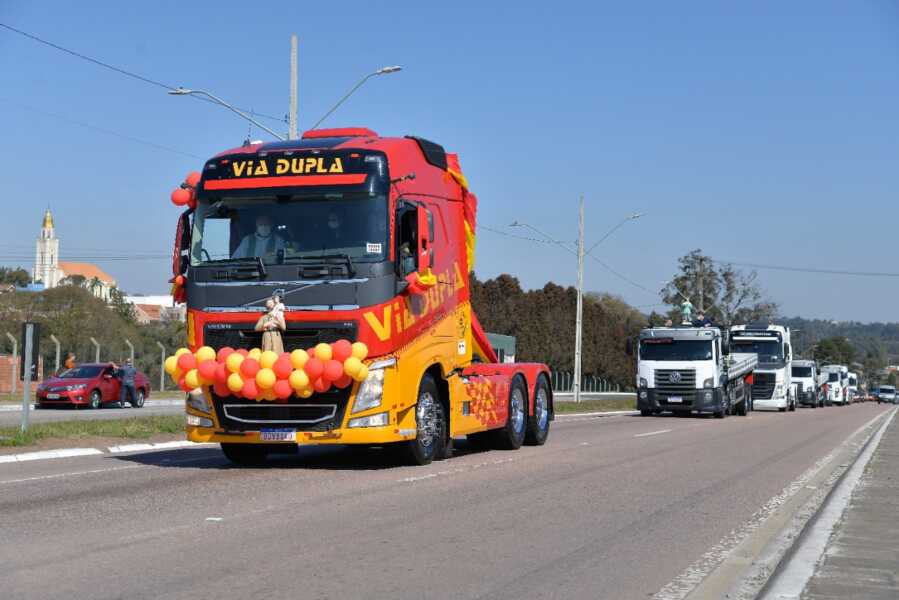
[714, 391, 727, 419]
[401, 374, 446, 466]
[88, 390, 102, 410]
[778, 406, 787, 412]
[490, 376, 528, 449]
[525, 375, 551, 445]
[221, 443, 269, 466]
[132, 389, 146, 408]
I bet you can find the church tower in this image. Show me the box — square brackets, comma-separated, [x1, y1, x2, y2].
[34, 208, 60, 288]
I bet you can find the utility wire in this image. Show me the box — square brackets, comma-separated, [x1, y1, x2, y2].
[480, 225, 570, 245]
[713, 259, 899, 278]
[1, 99, 203, 160]
[0, 22, 286, 124]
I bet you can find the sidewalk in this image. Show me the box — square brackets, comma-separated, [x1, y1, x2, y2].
[802, 410, 899, 599]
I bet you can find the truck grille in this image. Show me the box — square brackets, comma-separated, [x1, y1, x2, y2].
[654, 369, 696, 405]
[211, 386, 351, 432]
[752, 372, 776, 400]
[203, 321, 357, 353]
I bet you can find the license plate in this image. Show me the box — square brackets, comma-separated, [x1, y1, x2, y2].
[47, 393, 60, 399]
[668, 396, 683, 403]
[260, 429, 296, 442]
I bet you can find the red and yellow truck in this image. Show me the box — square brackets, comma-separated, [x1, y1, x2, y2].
[170, 127, 552, 465]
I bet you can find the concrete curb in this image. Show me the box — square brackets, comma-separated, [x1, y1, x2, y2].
[0, 441, 215, 464]
[0, 398, 184, 412]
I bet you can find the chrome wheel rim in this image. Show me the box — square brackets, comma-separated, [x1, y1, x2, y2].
[416, 392, 439, 448]
[511, 388, 525, 434]
[536, 387, 548, 430]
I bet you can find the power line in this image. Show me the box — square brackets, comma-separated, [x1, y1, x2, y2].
[714, 259, 899, 278]
[479, 224, 568, 245]
[0, 22, 286, 124]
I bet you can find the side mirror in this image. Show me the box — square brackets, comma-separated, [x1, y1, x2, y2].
[625, 338, 634, 356]
[172, 209, 192, 277]
[722, 337, 730, 355]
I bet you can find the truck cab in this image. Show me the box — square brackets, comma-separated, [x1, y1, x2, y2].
[729, 324, 794, 412]
[847, 372, 858, 403]
[635, 326, 755, 418]
[819, 365, 848, 405]
[791, 359, 820, 408]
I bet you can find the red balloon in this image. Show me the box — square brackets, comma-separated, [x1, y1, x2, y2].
[273, 357, 293, 380]
[177, 353, 197, 372]
[185, 171, 202, 188]
[216, 346, 235, 362]
[240, 357, 260, 378]
[334, 374, 353, 389]
[171, 188, 191, 206]
[214, 363, 229, 384]
[305, 357, 324, 380]
[332, 339, 353, 362]
[178, 375, 190, 392]
[312, 377, 331, 393]
[198, 359, 217, 381]
[241, 379, 259, 400]
[323, 359, 344, 382]
[213, 381, 230, 397]
[273, 379, 293, 401]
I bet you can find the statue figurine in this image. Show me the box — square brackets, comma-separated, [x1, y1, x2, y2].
[681, 299, 694, 324]
[255, 294, 286, 354]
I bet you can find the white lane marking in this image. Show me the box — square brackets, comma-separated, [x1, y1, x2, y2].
[398, 457, 515, 483]
[108, 441, 214, 453]
[0, 453, 216, 486]
[762, 407, 898, 599]
[205, 517, 224, 522]
[0, 448, 104, 463]
[634, 429, 672, 438]
[556, 410, 639, 421]
[653, 409, 890, 600]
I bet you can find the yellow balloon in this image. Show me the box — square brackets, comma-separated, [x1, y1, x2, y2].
[260, 389, 277, 402]
[195, 346, 216, 363]
[227, 372, 244, 393]
[343, 356, 362, 378]
[247, 348, 262, 361]
[314, 343, 332, 361]
[353, 364, 369, 382]
[255, 368, 276, 390]
[299, 388, 313, 399]
[184, 369, 201, 390]
[175, 348, 191, 357]
[172, 367, 183, 382]
[288, 369, 310, 391]
[259, 350, 279, 369]
[290, 349, 309, 370]
[351, 342, 368, 360]
[164, 356, 179, 375]
[225, 352, 245, 373]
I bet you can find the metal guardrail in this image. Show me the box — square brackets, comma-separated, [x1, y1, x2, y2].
[550, 371, 631, 393]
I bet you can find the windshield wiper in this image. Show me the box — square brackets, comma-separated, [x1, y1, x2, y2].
[289, 253, 356, 276]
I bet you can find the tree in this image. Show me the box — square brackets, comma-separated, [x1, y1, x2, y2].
[110, 287, 137, 325]
[661, 249, 777, 327]
[0, 267, 31, 287]
[60, 274, 86, 287]
[813, 337, 855, 365]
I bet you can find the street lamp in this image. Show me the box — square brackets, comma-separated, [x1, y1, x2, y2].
[511, 206, 643, 402]
[169, 87, 286, 141]
[310, 65, 403, 130]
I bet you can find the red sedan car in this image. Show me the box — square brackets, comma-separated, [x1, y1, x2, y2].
[36, 363, 151, 409]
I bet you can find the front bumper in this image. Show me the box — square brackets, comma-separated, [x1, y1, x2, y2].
[637, 388, 723, 414]
[797, 391, 818, 406]
[753, 397, 788, 410]
[36, 390, 88, 405]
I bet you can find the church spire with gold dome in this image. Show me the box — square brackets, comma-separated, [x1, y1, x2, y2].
[42, 207, 54, 230]
[34, 207, 60, 288]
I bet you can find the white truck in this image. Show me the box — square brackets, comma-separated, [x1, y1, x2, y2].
[791, 359, 821, 408]
[635, 326, 757, 418]
[729, 324, 794, 412]
[820, 365, 848, 406]
[847, 372, 859, 403]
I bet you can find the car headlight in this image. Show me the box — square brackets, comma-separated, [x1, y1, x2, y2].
[352, 366, 387, 414]
[703, 378, 714, 389]
[186, 389, 210, 414]
[639, 377, 648, 388]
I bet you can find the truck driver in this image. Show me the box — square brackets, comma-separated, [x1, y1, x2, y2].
[232, 214, 289, 258]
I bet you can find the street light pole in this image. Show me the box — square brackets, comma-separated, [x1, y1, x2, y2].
[573, 196, 585, 403]
[309, 66, 402, 131]
[169, 88, 287, 141]
[289, 34, 298, 140]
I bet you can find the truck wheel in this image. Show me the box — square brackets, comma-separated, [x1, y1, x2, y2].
[221, 443, 269, 466]
[490, 377, 527, 450]
[402, 374, 446, 466]
[525, 375, 551, 446]
[714, 393, 727, 419]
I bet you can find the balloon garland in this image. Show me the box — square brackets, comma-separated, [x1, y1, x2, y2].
[166, 340, 369, 402]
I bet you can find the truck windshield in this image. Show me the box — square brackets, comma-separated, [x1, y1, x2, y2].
[849, 377, 857, 386]
[792, 366, 813, 378]
[190, 192, 388, 266]
[880, 386, 895, 394]
[731, 340, 783, 363]
[828, 373, 839, 382]
[639, 340, 713, 361]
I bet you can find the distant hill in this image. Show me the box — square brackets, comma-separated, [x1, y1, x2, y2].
[781, 317, 899, 363]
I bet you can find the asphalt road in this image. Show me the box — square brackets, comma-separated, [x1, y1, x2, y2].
[0, 403, 890, 600]
[0, 401, 183, 426]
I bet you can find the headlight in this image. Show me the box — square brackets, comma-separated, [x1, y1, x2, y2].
[186, 414, 213, 427]
[774, 384, 784, 396]
[639, 377, 648, 388]
[348, 412, 389, 428]
[703, 378, 714, 389]
[702, 390, 713, 401]
[186, 390, 210, 413]
[352, 368, 386, 414]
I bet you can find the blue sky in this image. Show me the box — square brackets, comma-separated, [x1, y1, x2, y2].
[1, 1, 898, 321]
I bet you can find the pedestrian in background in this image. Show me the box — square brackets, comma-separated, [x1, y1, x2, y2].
[113, 358, 138, 408]
[64, 352, 76, 370]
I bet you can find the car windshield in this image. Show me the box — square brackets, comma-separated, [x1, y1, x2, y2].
[190, 192, 388, 266]
[731, 340, 783, 363]
[639, 339, 713, 361]
[828, 373, 839, 382]
[792, 366, 813, 378]
[58, 366, 102, 379]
